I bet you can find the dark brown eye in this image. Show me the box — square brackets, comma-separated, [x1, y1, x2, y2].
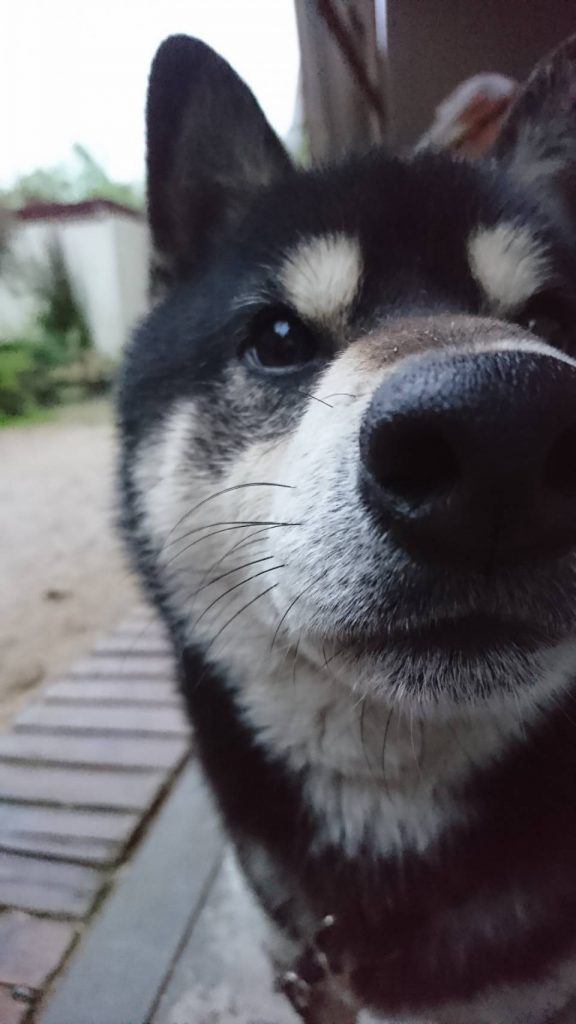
[517, 293, 574, 349]
[242, 310, 320, 371]
[524, 314, 565, 345]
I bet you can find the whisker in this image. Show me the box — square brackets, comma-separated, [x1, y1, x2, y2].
[270, 570, 328, 652]
[193, 555, 275, 597]
[297, 389, 334, 409]
[167, 517, 299, 550]
[198, 527, 273, 583]
[322, 645, 345, 668]
[409, 707, 425, 783]
[195, 564, 285, 627]
[322, 393, 362, 401]
[380, 704, 395, 798]
[162, 482, 294, 550]
[292, 633, 302, 691]
[329, 691, 368, 747]
[358, 696, 378, 781]
[165, 522, 294, 567]
[445, 718, 481, 773]
[204, 584, 279, 655]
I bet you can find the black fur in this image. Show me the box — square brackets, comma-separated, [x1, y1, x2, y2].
[180, 644, 576, 1012]
[146, 35, 290, 290]
[118, 34, 576, 1021]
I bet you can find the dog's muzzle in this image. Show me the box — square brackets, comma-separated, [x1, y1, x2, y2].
[359, 348, 576, 570]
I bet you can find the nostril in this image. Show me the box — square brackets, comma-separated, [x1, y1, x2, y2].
[542, 427, 576, 497]
[359, 349, 576, 563]
[371, 424, 461, 505]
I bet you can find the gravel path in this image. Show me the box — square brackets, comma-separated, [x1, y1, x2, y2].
[0, 400, 139, 727]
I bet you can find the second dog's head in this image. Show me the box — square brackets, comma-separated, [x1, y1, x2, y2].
[120, 36, 576, 716]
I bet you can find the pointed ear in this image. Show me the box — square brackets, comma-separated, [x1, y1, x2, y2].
[416, 74, 516, 158]
[493, 35, 576, 228]
[146, 35, 292, 291]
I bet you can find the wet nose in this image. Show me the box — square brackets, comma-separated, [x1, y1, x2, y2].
[359, 348, 576, 567]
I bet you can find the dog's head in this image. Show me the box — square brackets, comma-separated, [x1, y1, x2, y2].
[120, 35, 576, 716]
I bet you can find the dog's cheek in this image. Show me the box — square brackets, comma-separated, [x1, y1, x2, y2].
[267, 352, 389, 625]
[129, 382, 290, 563]
[131, 398, 208, 558]
[129, 397, 257, 634]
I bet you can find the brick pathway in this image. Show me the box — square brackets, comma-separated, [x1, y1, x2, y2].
[0, 607, 191, 1022]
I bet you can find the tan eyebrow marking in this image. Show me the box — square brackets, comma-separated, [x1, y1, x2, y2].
[280, 233, 362, 324]
[468, 223, 551, 313]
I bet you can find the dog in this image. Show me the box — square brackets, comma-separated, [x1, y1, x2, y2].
[118, 32, 576, 1024]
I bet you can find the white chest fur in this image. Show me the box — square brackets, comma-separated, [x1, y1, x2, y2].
[210, 631, 529, 858]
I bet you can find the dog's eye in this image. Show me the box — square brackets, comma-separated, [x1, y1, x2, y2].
[517, 294, 574, 349]
[242, 311, 320, 371]
[523, 314, 565, 345]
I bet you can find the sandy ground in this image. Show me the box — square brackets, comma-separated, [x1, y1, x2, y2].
[0, 399, 140, 728]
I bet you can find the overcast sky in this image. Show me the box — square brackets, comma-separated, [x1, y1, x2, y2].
[0, 0, 300, 187]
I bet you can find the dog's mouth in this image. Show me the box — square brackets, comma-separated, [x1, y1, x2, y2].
[344, 613, 558, 660]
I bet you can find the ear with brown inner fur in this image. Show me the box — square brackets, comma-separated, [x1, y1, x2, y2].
[492, 34, 576, 233]
[146, 34, 292, 294]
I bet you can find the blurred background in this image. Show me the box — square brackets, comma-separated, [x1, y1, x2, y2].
[1, 0, 575, 728]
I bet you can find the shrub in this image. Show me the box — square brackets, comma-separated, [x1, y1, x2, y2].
[35, 242, 91, 360]
[0, 240, 98, 422]
[0, 344, 33, 416]
[0, 341, 59, 419]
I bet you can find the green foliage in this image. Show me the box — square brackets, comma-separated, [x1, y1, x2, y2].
[0, 143, 143, 210]
[0, 344, 33, 415]
[0, 242, 98, 422]
[0, 341, 57, 420]
[0, 144, 135, 423]
[35, 243, 91, 360]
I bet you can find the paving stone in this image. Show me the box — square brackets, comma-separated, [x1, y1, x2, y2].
[0, 911, 75, 986]
[93, 635, 170, 655]
[0, 853, 102, 918]
[39, 761, 222, 1024]
[151, 853, 299, 1024]
[69, 655, 175, 679]
[45, 680, 180, 706]
[0, 604, 192, 1006]
[0, 733, 189, 770]
[15, 704, 188, 737]
[0, 833, 115, 866]
[119, 606, 157, 627]
[0, 763, 166, 811]
[0, 805, 138, 865]
[107, 620, 167, 639]
[0, 985, 31, 1024]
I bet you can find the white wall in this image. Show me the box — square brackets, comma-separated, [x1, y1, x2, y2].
[112, 216, 151, 350]
[0, 209, 150, 359]
[0, 221, 50, 338]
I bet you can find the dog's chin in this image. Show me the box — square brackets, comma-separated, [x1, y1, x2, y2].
[307, 615, 573, 711]
[349, 643, 547, 709]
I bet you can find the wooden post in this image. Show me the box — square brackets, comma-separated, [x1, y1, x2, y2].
[294, 0, 386, 163]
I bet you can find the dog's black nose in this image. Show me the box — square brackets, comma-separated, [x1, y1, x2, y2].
[359, 348, 576, 566]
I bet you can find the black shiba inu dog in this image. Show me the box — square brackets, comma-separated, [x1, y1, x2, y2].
[118, 33, 576, 1024]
